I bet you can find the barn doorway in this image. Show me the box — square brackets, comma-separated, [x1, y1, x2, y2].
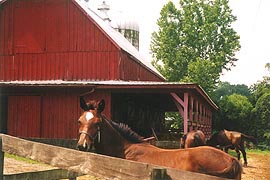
[111, 93, 181, 139]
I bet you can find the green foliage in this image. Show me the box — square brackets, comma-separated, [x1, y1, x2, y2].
[183, 58, 220, 93]
[247, 149, 270, 154]
[165, 112, 183, 129]
[264, 132, 270, 142]
[151, 0, 240, 94]
[249, 72, 270, 144]
[253, 93, 270, 144]
[250, 78, 270, 103]
[212, 81, 251, 103]
[215, 94, 253, 132]
[212, 64, 270, 145]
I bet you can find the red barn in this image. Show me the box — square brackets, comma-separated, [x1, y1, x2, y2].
[0, 0, 217, 140]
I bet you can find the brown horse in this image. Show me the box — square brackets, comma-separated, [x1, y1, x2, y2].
[77, 98, 242, 179]
[207, 129, 257, 167]
[180, 130, 206, 148]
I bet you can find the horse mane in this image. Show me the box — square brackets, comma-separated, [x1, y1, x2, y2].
[102, 115, 144, 143]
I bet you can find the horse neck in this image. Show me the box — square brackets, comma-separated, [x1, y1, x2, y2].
[95, 119, 130, 158]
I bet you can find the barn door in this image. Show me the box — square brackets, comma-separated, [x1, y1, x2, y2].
[8, 96, 41, 138]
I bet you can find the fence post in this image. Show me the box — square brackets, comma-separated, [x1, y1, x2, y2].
[0, 136, 4, 180]
[151, 168, 170, 180]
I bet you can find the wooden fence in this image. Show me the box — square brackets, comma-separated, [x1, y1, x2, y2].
[0, 134, 229, 180]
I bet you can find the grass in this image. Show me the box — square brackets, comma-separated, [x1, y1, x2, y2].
[228, 148, 270, 158]
[246, 149, 270, 155]
[5, 153, 51, 166]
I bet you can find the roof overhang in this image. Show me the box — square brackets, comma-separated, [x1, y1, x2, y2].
[0, 80, 218, 110]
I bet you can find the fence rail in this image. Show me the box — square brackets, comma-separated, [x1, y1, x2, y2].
[0, 134, 229, 180]
[3, 169, 79, 180]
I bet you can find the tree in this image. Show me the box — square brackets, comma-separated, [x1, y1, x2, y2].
[151, 0, 240, 95]
[253, 93, 270, 144]
[212, 81, 251, 103]
[250, 66, 270, 144]
[250, 74, 270, 103]
[215, 94, 253, 133]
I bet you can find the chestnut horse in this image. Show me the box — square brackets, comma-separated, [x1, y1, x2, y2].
[207, 129, 257, 167]
[77, 98, 242, 179]
[180, 130, 206, 148]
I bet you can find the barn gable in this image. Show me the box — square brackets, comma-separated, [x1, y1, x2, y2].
[0, 0, 164, 81]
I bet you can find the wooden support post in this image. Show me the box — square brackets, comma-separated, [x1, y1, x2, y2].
[151, 168, 169, 180]
[183, 93, 189, 134]
[0, 136, 4, 180]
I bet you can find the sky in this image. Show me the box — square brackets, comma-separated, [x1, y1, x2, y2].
[86, 0, 270, 87]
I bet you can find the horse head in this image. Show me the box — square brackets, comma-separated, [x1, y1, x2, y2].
[77, 97, 105, 151]
[181, 130, 206, 148]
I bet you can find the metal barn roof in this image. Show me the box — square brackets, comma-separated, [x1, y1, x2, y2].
[74, 0, 164, 79]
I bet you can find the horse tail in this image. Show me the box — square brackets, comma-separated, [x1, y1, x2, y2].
[209, 159, 242, 180]
[193, 133, 205, 147]
[241, 133, 257, 144]
[224, 159, 242, 180]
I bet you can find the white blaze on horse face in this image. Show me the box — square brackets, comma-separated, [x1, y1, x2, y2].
[83, 139, 87, 148]
[85, 112, 94, 121]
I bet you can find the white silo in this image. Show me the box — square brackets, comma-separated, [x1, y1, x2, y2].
[97, 1, 140, 50]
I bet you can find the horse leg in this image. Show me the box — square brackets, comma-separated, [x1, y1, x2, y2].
[239, 143, 248, 167]
[235, 148, 241, 161]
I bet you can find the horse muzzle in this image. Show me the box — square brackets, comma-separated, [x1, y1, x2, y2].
[77, 143, 92, 152]
[77, 132, 94, 152]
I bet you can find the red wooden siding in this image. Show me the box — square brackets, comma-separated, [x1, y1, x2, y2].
[6, 89, 112, 139]
[9, 0, 116, 54]
[120, 52, 162, 81]
[0, 1, 14, 55]
[0, 0, 120, 81]
[8, 96, 41, 138]
[13, 0, 46, 53]
[0, 52, 119, 80]
[41, 93, 79, 139]
[0, 0, 163, 81]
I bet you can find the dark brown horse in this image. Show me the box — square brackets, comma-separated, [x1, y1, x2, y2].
[77, 98, 242, 179]
[180, 130, 206, 148]
[207, 129, 257, 167]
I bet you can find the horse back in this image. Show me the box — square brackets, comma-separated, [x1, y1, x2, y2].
[184, 130, 206, 148]
[224, 130, 242, 145]
[125, 144, 242, 179]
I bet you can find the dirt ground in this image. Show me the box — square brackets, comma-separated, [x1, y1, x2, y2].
[241, 152, 270, 180]
[4, 151, 270, 180]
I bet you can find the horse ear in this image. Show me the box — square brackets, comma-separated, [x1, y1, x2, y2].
[97, 99, 105, 112]
[80, 96, 89, 111]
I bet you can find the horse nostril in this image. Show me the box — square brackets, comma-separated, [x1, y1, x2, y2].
[76, 144, 81, 149]
[77, 144, 87, 151]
